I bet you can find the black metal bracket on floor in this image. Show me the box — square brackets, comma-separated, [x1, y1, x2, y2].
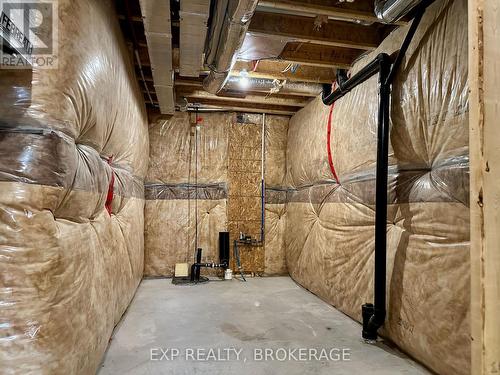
[321, 2, 429, 342]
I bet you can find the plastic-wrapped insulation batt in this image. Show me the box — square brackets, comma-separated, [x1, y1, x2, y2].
[0, 0, 149, 373]
[284, 0, 469, 374]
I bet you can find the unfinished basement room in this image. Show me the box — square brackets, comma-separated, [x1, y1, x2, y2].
[0, 0, 498, 374]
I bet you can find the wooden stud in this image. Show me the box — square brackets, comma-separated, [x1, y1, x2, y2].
[469, 0, 500, 374]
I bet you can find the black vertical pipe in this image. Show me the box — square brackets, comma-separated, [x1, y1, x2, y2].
[191, 248, 203, 281]
[195, 248, 202, 280]
[319, 1, 428, 342]
[219, 232, 230, 267]
[363, 55, 391, 341]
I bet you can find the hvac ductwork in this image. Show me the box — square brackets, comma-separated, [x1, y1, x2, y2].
[224, 76, 322, 97]
[179, 0, 211, 77]
[374, 0, 425, 23]
[139, 0, 175, 114]
[203, 0, 259, 94]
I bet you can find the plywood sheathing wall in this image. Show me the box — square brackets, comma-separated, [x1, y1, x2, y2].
[469, 0, 500, 373]
[0, 0, 149, 373]
[228, 116, 265, 273]
[144, 112, 289, 276]
[284, 0, 469, 374]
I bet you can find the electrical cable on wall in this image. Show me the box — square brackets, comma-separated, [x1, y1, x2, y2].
[326, 80, 343, 184]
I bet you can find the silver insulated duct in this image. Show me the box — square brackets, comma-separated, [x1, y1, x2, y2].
[375, 0, 424, 23]
[203, 0, 259, 94]
[224, 77, 322, 97]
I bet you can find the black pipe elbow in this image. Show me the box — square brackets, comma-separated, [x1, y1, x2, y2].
[322, 83, 332, 103]
[362, 303, 386, 341]
[362, 303, 385, 341]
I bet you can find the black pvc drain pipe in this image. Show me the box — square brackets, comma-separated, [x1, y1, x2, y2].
[321, 2, 429, 341]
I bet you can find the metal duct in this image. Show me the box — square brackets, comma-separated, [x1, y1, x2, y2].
[179, 0, 210, 77]
[203, 0, 259, 94]
[374, 0, 424, 23]
[224, 76, 322, 97]
[139, 0, 175, 114]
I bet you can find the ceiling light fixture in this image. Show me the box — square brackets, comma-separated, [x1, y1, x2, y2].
[239, 69, 250, 89]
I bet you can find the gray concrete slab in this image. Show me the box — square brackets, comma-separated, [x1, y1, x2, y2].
[99, 277, 430, 375]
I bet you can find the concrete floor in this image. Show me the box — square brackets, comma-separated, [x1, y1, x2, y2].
[99, 277, 430, 375]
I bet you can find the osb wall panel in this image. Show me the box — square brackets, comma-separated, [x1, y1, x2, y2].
[228, 117, 265, 273]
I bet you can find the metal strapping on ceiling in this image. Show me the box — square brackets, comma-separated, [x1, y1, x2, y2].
[179, 0, 211, 77]
[139, 0, 175, 114]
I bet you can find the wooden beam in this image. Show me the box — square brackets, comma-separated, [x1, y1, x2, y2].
[182, 95, 302, 110]
[117, 14, 180, 27]
[139, 48, 337, 82]
[257, 0, 407, 26]
[257, 0, 380, 24]
[174, 78, 318, 97]
[146, 100, 295, 115]
[174, 78, 204, 88]
[279, 42, 364, 68]
[176, 89, 310, 107]
[469, 0, 500, 374]
[232, 60, 335, 83]
[185, 103, 296, 116]
[249, 11, 383, 51]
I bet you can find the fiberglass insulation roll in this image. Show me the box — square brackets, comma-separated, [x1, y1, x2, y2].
[284, 0, 469, 374]
[0, 0, 149, 373]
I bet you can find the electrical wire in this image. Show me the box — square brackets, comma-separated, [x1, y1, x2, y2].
[326, 81, 340, 184]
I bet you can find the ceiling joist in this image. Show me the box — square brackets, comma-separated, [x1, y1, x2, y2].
[177, 98, 299, 115]
[248, 11, 383, 51]
[177, 89, 311, 107]
[175, 78, 319, 97]
[279, 42, 365, 69]
[232, 60, 335, 83]
[119, 0, 396, 116]
[256, 0, 404, 25]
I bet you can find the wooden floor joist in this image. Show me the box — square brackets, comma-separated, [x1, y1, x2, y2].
[232, 60, 336, 83]
[257, 0, 384, 25]
[249, 11, 383, 51]
[121, 0, 391, 113]
[176, 89, 311, 107]
[279, 42, 365, 69]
